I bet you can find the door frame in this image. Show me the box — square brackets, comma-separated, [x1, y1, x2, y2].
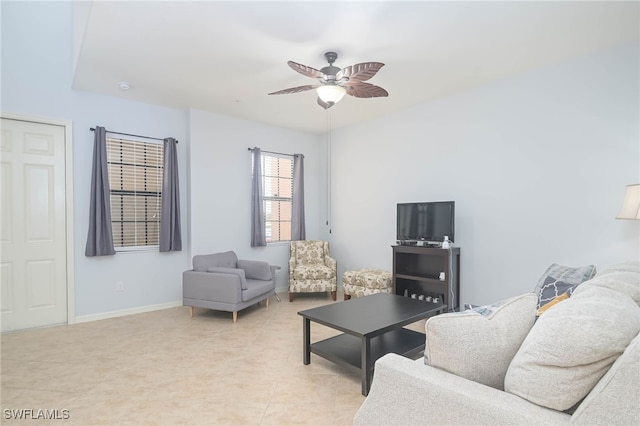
[1, 112, 75, 325]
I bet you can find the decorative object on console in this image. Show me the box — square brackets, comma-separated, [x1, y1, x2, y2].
[442, 235, 451, 249]
[616, 183, 640, 219]
[288, 240, 337, 302]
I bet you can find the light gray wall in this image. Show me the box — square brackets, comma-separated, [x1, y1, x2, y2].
[2, 1, 191, 318]
[328, 41, 640, 306]
[3, 1, 638, 317]
[188, 109, 326, 291]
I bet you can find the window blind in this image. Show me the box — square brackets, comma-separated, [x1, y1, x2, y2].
[106, 137, 163, 248]
[262, 154, 293, 242]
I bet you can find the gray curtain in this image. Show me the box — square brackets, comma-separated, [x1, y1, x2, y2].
[160, 137, 182, 252]
[251, 147, 266, 247]
[292, 154, 306, 240]
[85, 126, 115, 256]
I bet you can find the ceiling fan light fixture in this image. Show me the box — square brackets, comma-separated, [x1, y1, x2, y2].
[317, 85, 346, 104]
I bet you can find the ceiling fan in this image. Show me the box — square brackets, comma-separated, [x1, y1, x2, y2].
[268, 51, 388, 110]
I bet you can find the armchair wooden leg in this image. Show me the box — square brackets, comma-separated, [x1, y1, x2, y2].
[289, 293, 295, 302]
[189, 306, 194, 317]
[331, 290, 337, 301]
[266, 297, 270, 308]
[232, 311, 238, 323]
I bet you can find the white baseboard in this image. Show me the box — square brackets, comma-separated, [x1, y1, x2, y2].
[74, 300, 183, 324]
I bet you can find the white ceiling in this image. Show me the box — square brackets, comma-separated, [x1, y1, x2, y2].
[73, 1, 640, 134]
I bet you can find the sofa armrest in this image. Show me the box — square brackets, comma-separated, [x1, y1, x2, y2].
[354, 354, 570, 426]
[182, 270, 242, 303]
[237, 260, 272, 281]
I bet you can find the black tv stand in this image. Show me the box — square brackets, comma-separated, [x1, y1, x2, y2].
[392, 245, 460, 312]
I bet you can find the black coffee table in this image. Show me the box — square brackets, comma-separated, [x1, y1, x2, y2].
[298, 293, 443, 395]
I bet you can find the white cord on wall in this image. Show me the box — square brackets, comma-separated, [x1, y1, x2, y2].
[326, 110, 332, 234]
[442, 238, 455, 311]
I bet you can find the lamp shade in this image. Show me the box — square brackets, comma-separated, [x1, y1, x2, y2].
[317, 85, 346, 104]
[616, 184, 640, 220]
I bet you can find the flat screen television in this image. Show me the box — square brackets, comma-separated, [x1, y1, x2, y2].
[397, 201, 455, 243]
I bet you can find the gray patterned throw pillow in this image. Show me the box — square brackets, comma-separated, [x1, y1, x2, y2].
[534, 263, 596, 310]
[537, 276, 578, 310]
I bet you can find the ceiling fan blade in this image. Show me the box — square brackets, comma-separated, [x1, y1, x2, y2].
[268, 85, 318, 95]
[336, 62, 385, 82]
[317, 97, 335, 110]
[344, 81, 389, 98]
[288, 61, 324, 79]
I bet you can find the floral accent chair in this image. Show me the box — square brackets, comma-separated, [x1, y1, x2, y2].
[289, 240, 337, 302]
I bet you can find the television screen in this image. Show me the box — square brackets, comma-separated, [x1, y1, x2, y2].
[397, 201, 455, 242]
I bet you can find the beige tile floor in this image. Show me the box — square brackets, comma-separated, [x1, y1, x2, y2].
[1, 291, 427, 425]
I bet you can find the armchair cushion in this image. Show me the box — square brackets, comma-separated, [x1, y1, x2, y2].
[193, 251, 238, 271]
[424, 293, 537, 390]
[505, 286, 640, 411]
[207, 267, 247, 290]
[293, 265, 335, 280]
[293, 240, 326, 265]
[237, 260, 272, 281]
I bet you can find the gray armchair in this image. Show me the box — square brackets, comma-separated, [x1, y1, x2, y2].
[183, 251, 277, 323]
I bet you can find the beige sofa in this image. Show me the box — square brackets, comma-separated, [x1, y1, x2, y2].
[354, 262, 640, 425]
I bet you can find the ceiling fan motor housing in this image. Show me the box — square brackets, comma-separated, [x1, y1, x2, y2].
[320, 65, 340, 81]
[324, 51, 338, 64]
[321, 52, 341, 82]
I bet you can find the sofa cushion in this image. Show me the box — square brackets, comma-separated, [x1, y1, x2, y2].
[599, 261, 640, 275]
[534, 263, 596, 310]
[237, 260, 272, 281]
[193, 251, 238, 271]
[574, 270, 640, 306]
[570, 333, 640, 425]
[424, 293, 537, 390]
[207, 267, 247, 290]
[504, 285, 640, 411]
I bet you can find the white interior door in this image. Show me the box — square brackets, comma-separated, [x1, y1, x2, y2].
[1, 118, 68, 332]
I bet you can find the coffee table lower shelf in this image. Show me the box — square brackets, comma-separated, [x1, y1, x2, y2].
[310, 328, 425, 380]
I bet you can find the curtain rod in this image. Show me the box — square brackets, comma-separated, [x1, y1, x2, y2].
[90, 127, 178, 144]
[247, 147, 301, 158]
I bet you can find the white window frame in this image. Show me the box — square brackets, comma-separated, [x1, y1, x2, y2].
[260, 152, 294, 244]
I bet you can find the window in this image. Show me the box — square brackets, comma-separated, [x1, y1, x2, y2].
[106, 137, 163, 249]
[260, 153, 293, 243]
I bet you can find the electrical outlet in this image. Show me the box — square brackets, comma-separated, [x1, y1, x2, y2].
[116, 281, 124, 292]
